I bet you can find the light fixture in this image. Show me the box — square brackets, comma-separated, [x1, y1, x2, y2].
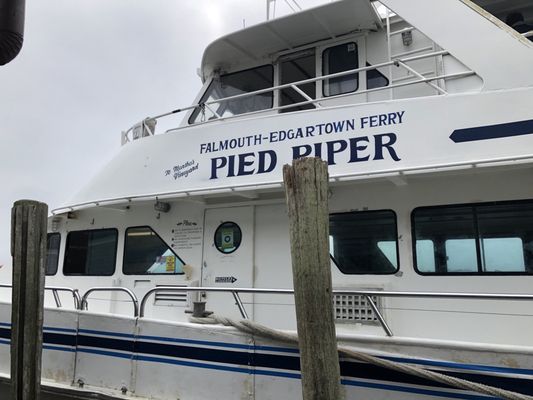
[51, 217, 62, 232]
[402, 30, 413, 46]
[154, 201, 171, 213]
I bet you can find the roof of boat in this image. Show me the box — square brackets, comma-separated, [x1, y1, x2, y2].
[200, 0, 383, 81]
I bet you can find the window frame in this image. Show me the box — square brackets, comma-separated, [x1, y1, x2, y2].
[45, 232, 61, 276]
[329, 209, 400, 275]
[213, 221, 243, 255]
[188, 64, 274, 125]
[321, 42, 360, 98]
[411, 200, 533, 276]
[277, 49, 317, 113]
[122, 225, 185, 276]
[63, 228, 118, 277]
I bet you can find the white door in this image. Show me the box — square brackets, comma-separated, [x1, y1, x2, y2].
[202, 206, 254, 320]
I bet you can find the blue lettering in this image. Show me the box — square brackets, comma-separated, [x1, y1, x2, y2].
[210, 157, 227, 179]
[326, 140, 348, 165]
[237, 153, 255, 176]
[332, 120, 345, 133]
[348, 137, 370, 162]
[374, 133, 401, 161]
[292, 144, 313, 159]
[258, 150, 277, 174]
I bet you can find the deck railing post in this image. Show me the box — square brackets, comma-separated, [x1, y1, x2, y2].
[10, 200, 48, 400]
[283, 158, 342, 400]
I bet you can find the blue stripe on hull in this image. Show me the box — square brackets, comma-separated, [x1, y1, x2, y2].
[1, 323, 532, 399]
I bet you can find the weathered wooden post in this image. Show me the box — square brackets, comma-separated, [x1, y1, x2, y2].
[10, 200, 48, 400]
[283, 158, 342, 400]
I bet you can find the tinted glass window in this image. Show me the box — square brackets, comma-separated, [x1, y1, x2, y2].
[413, 201, 533, 274]
[46, 233, 61, 276]
[366, 62, 389, 90]
[280, 52, 316, 113]
[329, 210, 398, 274]
[323, 42, 358, 97]
[64, 229, 117, 276]
[124, 226, 184, 275]
[189, 65, 273, 124]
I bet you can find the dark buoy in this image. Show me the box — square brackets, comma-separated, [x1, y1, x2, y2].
[0, 0, 25, 65]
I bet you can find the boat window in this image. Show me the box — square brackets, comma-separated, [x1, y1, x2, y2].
[189, 65, 273, 124]
[366, 62, 389, 90]
[280, 51, 316, 113]
[45, 233, 61, 276]
[63, 229, 118, 276]
[214, 222, 242, 254]
[415, 239, 436, 273]
[323, 42, 358, 97]
[329, 210, 399, 274]
[123, 226, 184, 275]
[412, 201, 533, 274]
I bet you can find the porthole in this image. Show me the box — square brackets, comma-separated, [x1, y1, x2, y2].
[214, 222, 242, 254]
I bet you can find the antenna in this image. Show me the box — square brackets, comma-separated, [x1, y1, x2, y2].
[267, 0, 302, 20]
[287, 0, 302, 11]
[266, 0, 276, 20]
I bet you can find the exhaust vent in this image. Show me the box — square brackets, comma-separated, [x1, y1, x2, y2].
[333, 293, 382, 323]
[153, 282, 199, 307]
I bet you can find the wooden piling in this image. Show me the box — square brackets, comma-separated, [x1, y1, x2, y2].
[10, 200, 48, 400]
[283, 158, 342, 400]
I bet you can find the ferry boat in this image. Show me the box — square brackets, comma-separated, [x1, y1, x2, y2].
[1, 0, 533, 398]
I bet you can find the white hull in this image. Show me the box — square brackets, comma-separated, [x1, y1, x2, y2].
[1, 303, 532, 399]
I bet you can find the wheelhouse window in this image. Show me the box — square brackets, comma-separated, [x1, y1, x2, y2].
[280, 51, 316, 113]
[366, 63, 389, 90]
[123, 226, 185, 275]
[45, 233, 61, 276]
[64, 229, 117, 276]
[189, 65, 273, 124]
[323, 42, 359, 97]
[329, 210, 399, 274]
[413, 201, 533, 274]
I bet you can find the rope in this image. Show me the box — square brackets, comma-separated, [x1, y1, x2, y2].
[190, 315, 532, 400]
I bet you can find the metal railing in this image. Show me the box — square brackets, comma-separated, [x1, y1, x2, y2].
[80, 287, 139, 317]
[46, 286, 82, 309]
[121, 49, 474, 144]
[139, 286, 533, 337]
[3, 283, 533, 337]
[0, 284, 81, 309]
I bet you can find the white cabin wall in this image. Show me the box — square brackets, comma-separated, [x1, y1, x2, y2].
[31, 164, 533, 345]
[328, 167, 533, 344]
[386, 19, 439, 100]
[253, 202, 295, 329]
[45, 200, 206, 319]
[245, 167, 533, 344]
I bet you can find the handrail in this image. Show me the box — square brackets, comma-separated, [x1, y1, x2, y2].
[0, 284, 82, 309]
[81, 287, 139, 317]
[140, 286, 533, 337]
[121, 49, 466, 143]
[46, 286, 82, 309]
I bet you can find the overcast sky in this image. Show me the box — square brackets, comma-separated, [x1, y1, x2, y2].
[0, 0, 330, 269]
